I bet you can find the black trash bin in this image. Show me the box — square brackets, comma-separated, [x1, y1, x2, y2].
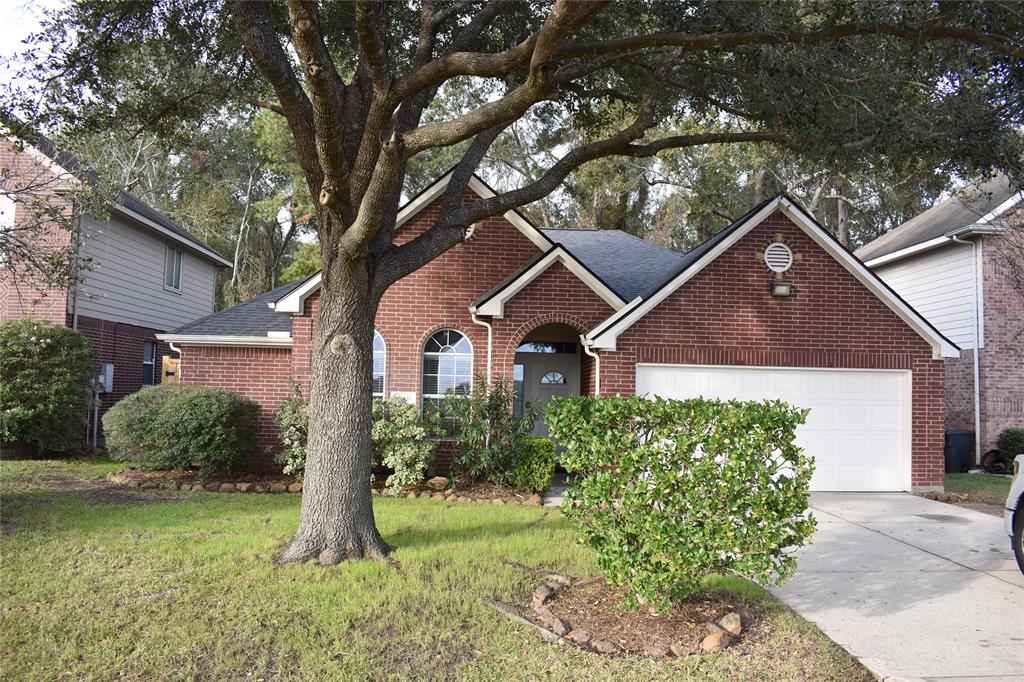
[944, 428, 973, 473]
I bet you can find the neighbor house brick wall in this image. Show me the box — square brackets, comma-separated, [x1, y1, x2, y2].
[179, 345, 294, 471]
[944, 351, 976, 432]
[0, 138, 73, 325]
[601, 211, 946, 489]
[978, 234, 1024, 453]
[74, 314, 169, 433]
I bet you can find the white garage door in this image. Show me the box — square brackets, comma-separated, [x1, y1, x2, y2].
[635, 364, 911, 491]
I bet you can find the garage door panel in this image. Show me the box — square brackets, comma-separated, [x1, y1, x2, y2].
[635, 365, 910, 492]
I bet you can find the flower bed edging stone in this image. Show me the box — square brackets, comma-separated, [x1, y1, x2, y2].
[106, 470, 547, 505]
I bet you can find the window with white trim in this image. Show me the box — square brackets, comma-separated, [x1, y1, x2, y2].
[422, 329, 472, 425]
[142, 341, 156, 386]
[373, 330, 386, 397]
[164, 245, 183, 290]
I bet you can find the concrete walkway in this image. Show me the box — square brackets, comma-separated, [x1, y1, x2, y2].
[771, 493, 1024, 682]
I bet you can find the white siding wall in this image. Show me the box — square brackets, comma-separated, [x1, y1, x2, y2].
[873, 242, 978, 349]
[74, 213, 217, 331]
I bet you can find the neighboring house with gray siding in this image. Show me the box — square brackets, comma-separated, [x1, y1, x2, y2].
[857, 175, 1024, 459]
[0, 134, 231, 439]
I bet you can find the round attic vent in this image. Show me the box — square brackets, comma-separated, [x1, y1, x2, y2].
[764, 242, 793, 273]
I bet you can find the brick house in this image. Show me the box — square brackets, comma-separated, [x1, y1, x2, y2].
[858, 176, 1024, 460]
[0, 135, 231, 438]
[159, 172, 957, 491]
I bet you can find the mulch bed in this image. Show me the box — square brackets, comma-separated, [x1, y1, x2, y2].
[396, 480, 539, 504]
[515, 576, 756, 658]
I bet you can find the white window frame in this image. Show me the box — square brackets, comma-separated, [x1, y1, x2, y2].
[142, 340, 156, 386]
[163, 244, 183, 292]
[372, 330, 386, 398]
[421, 329, 473, 417]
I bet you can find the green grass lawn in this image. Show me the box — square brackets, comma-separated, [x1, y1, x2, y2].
[945, 472, 1013, 506]
[0, 458, 869, 681]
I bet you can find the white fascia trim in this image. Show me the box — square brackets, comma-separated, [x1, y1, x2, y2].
[587, 196, 960, 359]
[113, 203, 232, 267]
[156, 333, 293, 348]
[977, 193, 1023, 225]
[864, 225, 1004, 268]
[271, 271, 323, 313]
[472, 246, 625, 318]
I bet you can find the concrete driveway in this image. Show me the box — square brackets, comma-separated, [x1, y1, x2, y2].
[771, 493, 1024, 682]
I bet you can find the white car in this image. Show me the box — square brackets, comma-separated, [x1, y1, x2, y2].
[1006, 454, 1024, 574]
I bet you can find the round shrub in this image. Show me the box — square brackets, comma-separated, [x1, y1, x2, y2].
[153, 386, 259, 476]
[102, 384, 258, 476]
[997, 428, 1024, 458]
[103, 384, 184, 463]
[273, 385, 308, 479]
[511, 436, 557, 494]
[546, 395, 817, 610]
[0, 318, 95, 453]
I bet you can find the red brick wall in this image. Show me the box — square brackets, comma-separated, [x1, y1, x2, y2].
[601, 210, 946, 489]
[944, 351, 976, 433]
[179, 345, 295, 470]
[74, 314, 169, 435]
[0, 138, 73, 325]
[978, 234, 1024, 453]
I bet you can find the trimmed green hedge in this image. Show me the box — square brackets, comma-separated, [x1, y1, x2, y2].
[511, 437, 557, 494]
[546, 395, 816, 610]
[103, 384, 258, 476]
[997, 428, 1024, 458]
[0, 318, 96, 453]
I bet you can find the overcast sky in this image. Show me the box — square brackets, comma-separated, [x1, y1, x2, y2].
[0, 0, 57, 64]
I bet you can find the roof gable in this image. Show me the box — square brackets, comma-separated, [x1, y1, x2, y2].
[585, 195, 960, 359]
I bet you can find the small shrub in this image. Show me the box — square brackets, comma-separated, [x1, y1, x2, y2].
[102, 384, 258, 476]
[443, 375, 535, 484]
[273, 384, 309, 479]
[372, 397, 442, 495]
[0, 318, 96, 453]
[510, 437, 557, 494]
[546, 395, 817, 610]
[997, 428, 1024, 458]
[104, 384, 184, 462]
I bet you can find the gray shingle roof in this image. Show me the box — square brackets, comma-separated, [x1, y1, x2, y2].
[169, 278, 307, 335]
[855, 175, 1022, 262]
[542, 229, 685, 301]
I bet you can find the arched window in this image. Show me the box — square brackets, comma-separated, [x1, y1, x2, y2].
[372, 330, 386, 397]
[540, 370, 566, 385]
[422, 329, 472, 419]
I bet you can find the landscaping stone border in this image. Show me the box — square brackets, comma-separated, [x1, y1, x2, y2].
[105, 470, 545, 506]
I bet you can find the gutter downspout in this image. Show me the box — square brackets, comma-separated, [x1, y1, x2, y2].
[951, 235, 983, 465]
[168, 342, 183, 383]
[581, 338, 601, 396]
[469, 308, 492, 386]
[70, 206, 82, 329]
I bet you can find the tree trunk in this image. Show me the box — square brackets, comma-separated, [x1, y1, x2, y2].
[836, 178, 849, 247]
[276, 247, 391, 564]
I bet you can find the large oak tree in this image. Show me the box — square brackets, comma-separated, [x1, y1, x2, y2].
[6, 0, 1022, 563]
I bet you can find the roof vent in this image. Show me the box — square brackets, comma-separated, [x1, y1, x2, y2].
[764, 242, 793, 273]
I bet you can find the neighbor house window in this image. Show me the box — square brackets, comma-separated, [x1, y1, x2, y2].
[164, 245, 183, 290]
[422, 329, 472, 425]
[142, 341, 156, 386]
[373, 330, 386, 397]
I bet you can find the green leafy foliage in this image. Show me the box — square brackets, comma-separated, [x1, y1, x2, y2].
[510, 437, 557, 494]
[546, 395, 817, 610]
[443, 376, 535, 485]
[103, 384, 181, 460]
[997, 428, 1024, 458]
[372, 398, 443, 495]
[273, 393, 440, 493]
[102, 384, 258, 477]
[0, 318, 95, 453]
[273, 384, 309, 478]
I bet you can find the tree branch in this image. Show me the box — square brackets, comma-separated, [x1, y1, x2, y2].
[355, 1, 390, 89]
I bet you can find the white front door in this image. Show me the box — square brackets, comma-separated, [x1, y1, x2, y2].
[634, 364, 912, 491]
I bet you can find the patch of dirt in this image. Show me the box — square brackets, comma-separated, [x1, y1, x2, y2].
[529, 578, 757, 655]
[23, 472, 182, 505]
